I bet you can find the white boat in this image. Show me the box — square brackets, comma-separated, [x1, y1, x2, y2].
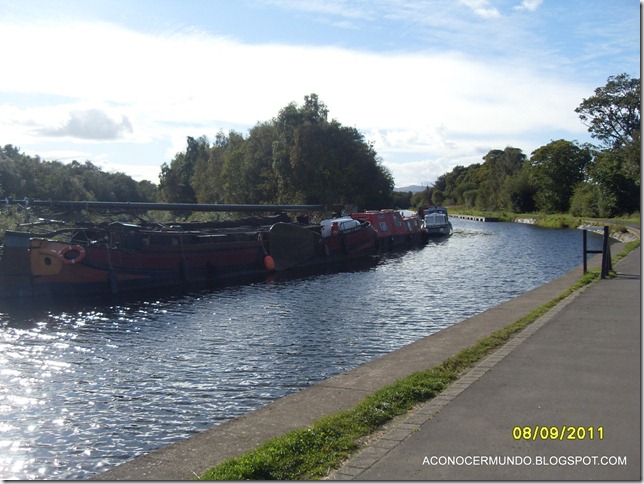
[422, 207, 453, 238]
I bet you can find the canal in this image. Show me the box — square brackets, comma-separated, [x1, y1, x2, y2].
[0, 219, 604, 480]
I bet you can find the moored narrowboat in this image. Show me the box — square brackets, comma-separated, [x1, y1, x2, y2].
[0, 200, 378, 298]
[350, 209, 425, 250]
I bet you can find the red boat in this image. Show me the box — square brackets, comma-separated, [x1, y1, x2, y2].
[0, 201, 378, 298]
[350, 209, 425, 250]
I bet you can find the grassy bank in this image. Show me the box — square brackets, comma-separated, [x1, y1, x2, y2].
[446, 206, 640, 231]
[521, 213, 640, 232]
[199, 240, 639, 480]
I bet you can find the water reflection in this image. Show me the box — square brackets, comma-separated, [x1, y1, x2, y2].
[0, 220, 603, 479]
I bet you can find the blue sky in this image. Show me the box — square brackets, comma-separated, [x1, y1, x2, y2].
[0, 0, 639, 188]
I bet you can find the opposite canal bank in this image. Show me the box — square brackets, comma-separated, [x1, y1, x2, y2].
[95, 236, 639, 480]
[452, 212, 641, 245]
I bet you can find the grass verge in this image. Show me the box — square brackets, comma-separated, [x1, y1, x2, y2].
[200, 241, 639, 481]
[445, 207, 640, 231]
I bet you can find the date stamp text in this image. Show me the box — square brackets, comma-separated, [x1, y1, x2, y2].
[512, 426, 604, 441]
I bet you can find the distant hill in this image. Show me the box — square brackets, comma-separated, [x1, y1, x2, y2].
[394, 185, 430, 193]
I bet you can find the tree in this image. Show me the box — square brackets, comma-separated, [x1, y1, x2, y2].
[576, 73, 640, 150]
[243, 122, 280, 204]
[160, 94, 394, 209]
[192, 131, 229, 204]
[502, 168, 536, 213]
[269, 94, 393, 207]
[587, 148, 640, 215]
[478, 147, 526, 211]
[271, 94, 333, 203]
[431, 189, 445, 206]
[0, 144, 158, 202]
[411, 187, 433, 208]
[433, 165, 466, 205]
[529, 140, 591, 213]
[159, 136, 207, 203]
[393, 191, 412, 209]
[137, 180, 159, 202]
[575, 73, 640, 187]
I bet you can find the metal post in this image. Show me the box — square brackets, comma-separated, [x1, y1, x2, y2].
[601, 225, 610, 279]
[606, 227, 613, 273]
[583, 229, 588, 274]
[583, 227, 608, 276]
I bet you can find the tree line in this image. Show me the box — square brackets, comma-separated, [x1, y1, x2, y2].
[408, 74, 640, 217]
[0, 74, 638, 218]
[0, 144, 157, 202]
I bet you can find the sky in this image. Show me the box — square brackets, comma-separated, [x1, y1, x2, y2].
[0, 0, 640, 189]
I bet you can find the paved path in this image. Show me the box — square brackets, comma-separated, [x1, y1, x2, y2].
[329, 246, 641, 480]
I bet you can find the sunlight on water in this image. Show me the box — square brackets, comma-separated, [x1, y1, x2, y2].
[0, 220, 604, 479]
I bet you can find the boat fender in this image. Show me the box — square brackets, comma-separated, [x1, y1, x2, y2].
[58, 245, 86, 264]
[264, 255, 276, 272]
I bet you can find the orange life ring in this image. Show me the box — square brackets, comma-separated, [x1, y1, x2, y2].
[58, 245, 86, 264]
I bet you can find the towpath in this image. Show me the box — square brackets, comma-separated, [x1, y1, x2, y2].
[96, 242, 640, 481]
[329, 244, 640, 480]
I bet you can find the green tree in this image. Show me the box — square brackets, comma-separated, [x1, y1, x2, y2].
[433, 163, 483, 207]
[162, 94, 394, 209]
[393, 191, 412, 209]
[587, 148, 639, 215]
[431, 189, 445, 206]
[576, 73, 640, 150]
[243, 122, 280, 204]
[478, 147, 526, 211]
[271, 94, 331, 203]
[529, 140, 591, 213]
[573, 73, 640, 214]
[219, 131, 251, 203]
[160, 136, 207, 203]
[192, 131, 229, 204]
[0, 144, 157, 202]
[269, 94, 393, 207]
[501, 168, 536, 213]
[137, 180, 159, 202]
[575, 73, 640, 187]
[411, 187, 433, 208]
[433, 165, 464, 204]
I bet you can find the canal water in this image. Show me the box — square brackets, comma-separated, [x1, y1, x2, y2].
[0, 219, 604, 480]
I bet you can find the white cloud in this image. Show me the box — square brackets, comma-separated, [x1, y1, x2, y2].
[39, 108, 133, 140]
[0, 18, 592, 186]
[458, 0, 501, 19]
[514, 0, 543, 12]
